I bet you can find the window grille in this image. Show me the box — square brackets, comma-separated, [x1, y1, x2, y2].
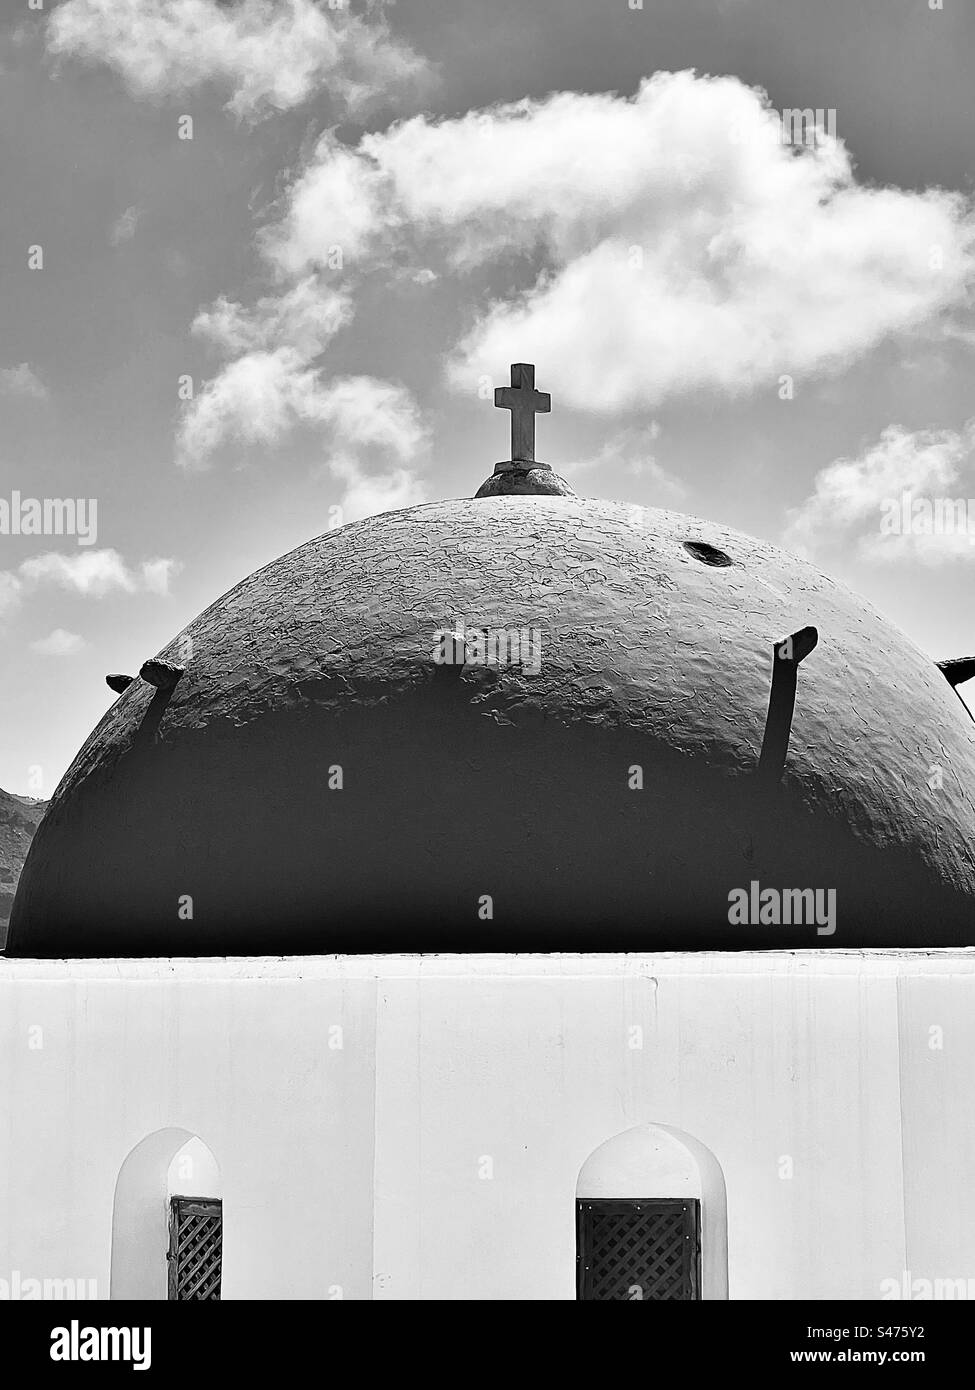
[576, 1198, 700, 1300]
[167, 1196, 222, 1301]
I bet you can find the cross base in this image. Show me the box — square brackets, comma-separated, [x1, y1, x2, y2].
[492, 459, 554, 475]
[475, 462, 576, 499]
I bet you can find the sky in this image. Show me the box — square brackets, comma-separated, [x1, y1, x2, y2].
[1, 0, 974, 795]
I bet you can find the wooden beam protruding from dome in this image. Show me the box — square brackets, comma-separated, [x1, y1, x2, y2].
[757, 626, 819, 786]
[937, 657, 975, 689]
[140, 659, 185, 692]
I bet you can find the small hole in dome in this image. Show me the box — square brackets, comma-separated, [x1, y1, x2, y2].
[683, 540, 734, 568]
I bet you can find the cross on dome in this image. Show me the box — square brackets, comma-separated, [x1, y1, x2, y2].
[494, 363, 551, 464]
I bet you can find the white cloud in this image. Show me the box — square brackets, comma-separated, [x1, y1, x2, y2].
[30, 628, 88, 657]
[18, 549, 181, 596]
[109, 204, 143, 246]
[784, 421, 975, 564]
[0, 363, 47, 399]
[183, 68, 975, 506]
[179, 347, 428, 507]
[318, 379, 429, 520]
[0, 551, 177, 624]
[563, 423, 683, 494]
[261, 137, 394, 271]
[309, 375, 428, 462]
[180, 260, 428, 516]
[176, 348, 324, 464]
[0, 572, 22, 617]
[330, 453, 426, 523]
[47, 0, 431, 120]
[191, 277, 352, 360]
[139, 557, 181, 594]
[265, 71, 975, 411]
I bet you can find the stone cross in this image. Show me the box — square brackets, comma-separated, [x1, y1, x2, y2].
[494, 363, 551, 464]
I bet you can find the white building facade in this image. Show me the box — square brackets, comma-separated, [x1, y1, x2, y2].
[2, 951, 973, 1301]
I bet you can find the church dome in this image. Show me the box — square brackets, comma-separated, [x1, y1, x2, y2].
[8, 488, 975, 956]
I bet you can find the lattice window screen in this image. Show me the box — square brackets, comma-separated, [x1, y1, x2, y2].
[168, 1196, 223, 1301]
[576, 1198, 700, 1300]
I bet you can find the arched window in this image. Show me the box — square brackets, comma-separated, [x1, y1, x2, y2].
[576, 1124, 728, 1301]
[111, 1128, 222, 1301]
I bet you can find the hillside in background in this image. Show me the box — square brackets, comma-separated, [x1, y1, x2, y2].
[0, 790, 47, 949]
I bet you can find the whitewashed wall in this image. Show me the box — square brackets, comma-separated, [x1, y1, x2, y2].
[1, 953, 973, 1300]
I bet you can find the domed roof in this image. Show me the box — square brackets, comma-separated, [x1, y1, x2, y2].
[8, 492, 975, 956]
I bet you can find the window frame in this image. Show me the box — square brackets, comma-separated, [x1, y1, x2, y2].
[576, 1197, 701, 1301]
[167, 1195, 223, 1301]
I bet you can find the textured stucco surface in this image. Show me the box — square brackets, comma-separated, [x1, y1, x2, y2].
[9, 496, 975, 954]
